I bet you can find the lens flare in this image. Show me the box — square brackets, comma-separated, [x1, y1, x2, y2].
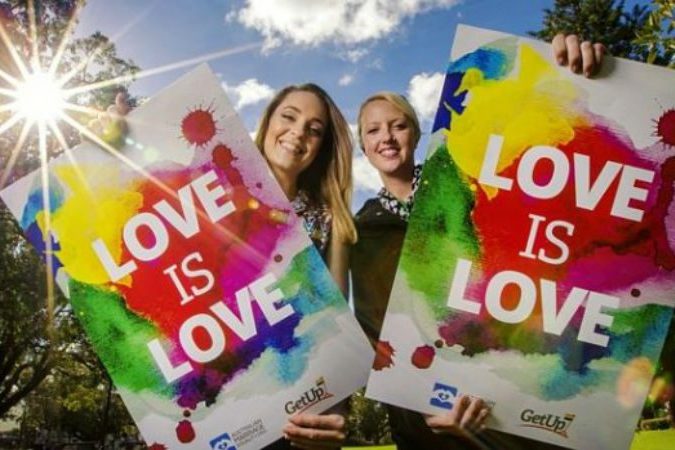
[15, 71, 66, 122]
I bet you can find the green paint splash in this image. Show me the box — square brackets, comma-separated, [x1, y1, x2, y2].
[400, 146, 480, 319]
[69, 280, 173, 397]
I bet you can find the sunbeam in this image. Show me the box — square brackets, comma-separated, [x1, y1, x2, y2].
[0, 1, 264, 336]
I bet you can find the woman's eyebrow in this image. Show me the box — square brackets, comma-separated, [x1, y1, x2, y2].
[280, 105, 301, 113]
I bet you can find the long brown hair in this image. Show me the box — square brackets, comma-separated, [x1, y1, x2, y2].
[255, 84, 357, 245]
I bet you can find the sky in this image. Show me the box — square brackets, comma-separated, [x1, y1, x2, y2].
[72, 0, 649, 210]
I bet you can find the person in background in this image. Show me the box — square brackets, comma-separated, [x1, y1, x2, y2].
[350, 34, 605, 450]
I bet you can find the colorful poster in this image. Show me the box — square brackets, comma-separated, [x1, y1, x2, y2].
[0, 65, 373, 450]
[365, 25, 675, 450]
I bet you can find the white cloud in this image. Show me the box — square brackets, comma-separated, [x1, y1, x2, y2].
[407, 71, 445, 123]
[349, 122, 382, 194]
[353, 149, 382, 193]
[233, 0, 461, 50]
[340, 48, 369, 62]
[338, 73, 355, 86]
[367, 57, 385, 71]
[222, 78, 275, 110]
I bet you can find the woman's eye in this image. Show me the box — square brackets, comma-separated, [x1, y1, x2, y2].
[281, 113, 294, 121]
[367, 128, 378, 134]
[395, 123, 407, 130]
[309, 127, 323, 137]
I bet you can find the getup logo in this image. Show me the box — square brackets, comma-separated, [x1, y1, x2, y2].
[520, 409, 576, 438]
[285, 377, 334, 414]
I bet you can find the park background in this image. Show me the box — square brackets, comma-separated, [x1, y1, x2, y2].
[0, 0, 673, 448]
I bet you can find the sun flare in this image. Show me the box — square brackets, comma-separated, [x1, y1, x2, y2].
[0, 0, 260, 328]
[14, 70, 67, 123]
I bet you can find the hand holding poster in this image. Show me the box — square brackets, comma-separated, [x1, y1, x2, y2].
[365, 25, 675, 450]
[0, 65, 373, 449]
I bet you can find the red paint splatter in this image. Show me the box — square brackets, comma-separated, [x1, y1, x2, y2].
[373, 340, 395, 370]
[176, 420, 196, 443]
[182, 107, 216, 146]
[212, 143, 235, 168]
[411, 345, 435, 369]
[656, 109, 675, 147]
[148, 444, 167, 450]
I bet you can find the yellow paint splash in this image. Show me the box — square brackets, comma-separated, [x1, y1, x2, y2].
[48, 165, 142, 285]
[447, 44, 589, 199]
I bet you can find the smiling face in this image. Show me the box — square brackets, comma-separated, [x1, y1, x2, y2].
[359, 99, 416, 179]
[262, 90, 328, 185]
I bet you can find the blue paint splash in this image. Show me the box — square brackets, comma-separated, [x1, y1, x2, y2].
[433, 41, 515, 132]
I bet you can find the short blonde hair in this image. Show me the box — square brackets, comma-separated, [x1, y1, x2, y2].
[255, 84, 357, 245]
[357, 91, 421, 151]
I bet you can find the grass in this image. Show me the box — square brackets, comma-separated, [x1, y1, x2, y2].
[342, 430, 675, 450]
[629, 429, 675, 450]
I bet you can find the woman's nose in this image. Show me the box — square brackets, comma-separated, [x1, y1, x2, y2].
[289, 122, 306, 140]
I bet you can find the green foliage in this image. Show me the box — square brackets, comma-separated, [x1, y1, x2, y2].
[530, 0, 650, 58]
[347, 389, 392, 446]
[530, 0, 674, 67]
[633, 0, 675, 67]
[19, 328, 137, 445]
[0, 206, 56, 419]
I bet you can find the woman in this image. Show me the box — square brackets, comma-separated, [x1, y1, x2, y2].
[105, 83, 355, 450]
[254, 83, 356, 450]
[254, 83, 356, 297]
[350, 36, 605, 449]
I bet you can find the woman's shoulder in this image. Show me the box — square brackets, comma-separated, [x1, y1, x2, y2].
[354, 197, 404, 227]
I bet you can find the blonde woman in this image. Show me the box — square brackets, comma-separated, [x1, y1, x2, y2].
[351, 36, 605, 450]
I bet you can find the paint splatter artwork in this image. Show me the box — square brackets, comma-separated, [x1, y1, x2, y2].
[0, 65, 372, 449]
[365, 26, 675, 450]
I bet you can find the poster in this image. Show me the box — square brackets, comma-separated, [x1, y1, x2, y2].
[365, 25, 675, 450]
[0, 65, 373, 450]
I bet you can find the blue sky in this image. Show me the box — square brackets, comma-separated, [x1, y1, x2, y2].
[73, 0, 648, 209]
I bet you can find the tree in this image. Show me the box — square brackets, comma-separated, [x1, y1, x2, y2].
[347, 390, 392, 445]
[633, 0, 675, 67]
[0, 206, 57, 419]
[18, 322, 137, 447]
[529, 0, 673, 67]
[0, 0, 138, 421]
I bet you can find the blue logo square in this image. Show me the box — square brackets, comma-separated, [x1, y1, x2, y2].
[209, 432, 237, 450]
[430, 382, 458, 410]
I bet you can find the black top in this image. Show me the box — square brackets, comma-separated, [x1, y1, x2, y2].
[351, 198, 408, 346]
